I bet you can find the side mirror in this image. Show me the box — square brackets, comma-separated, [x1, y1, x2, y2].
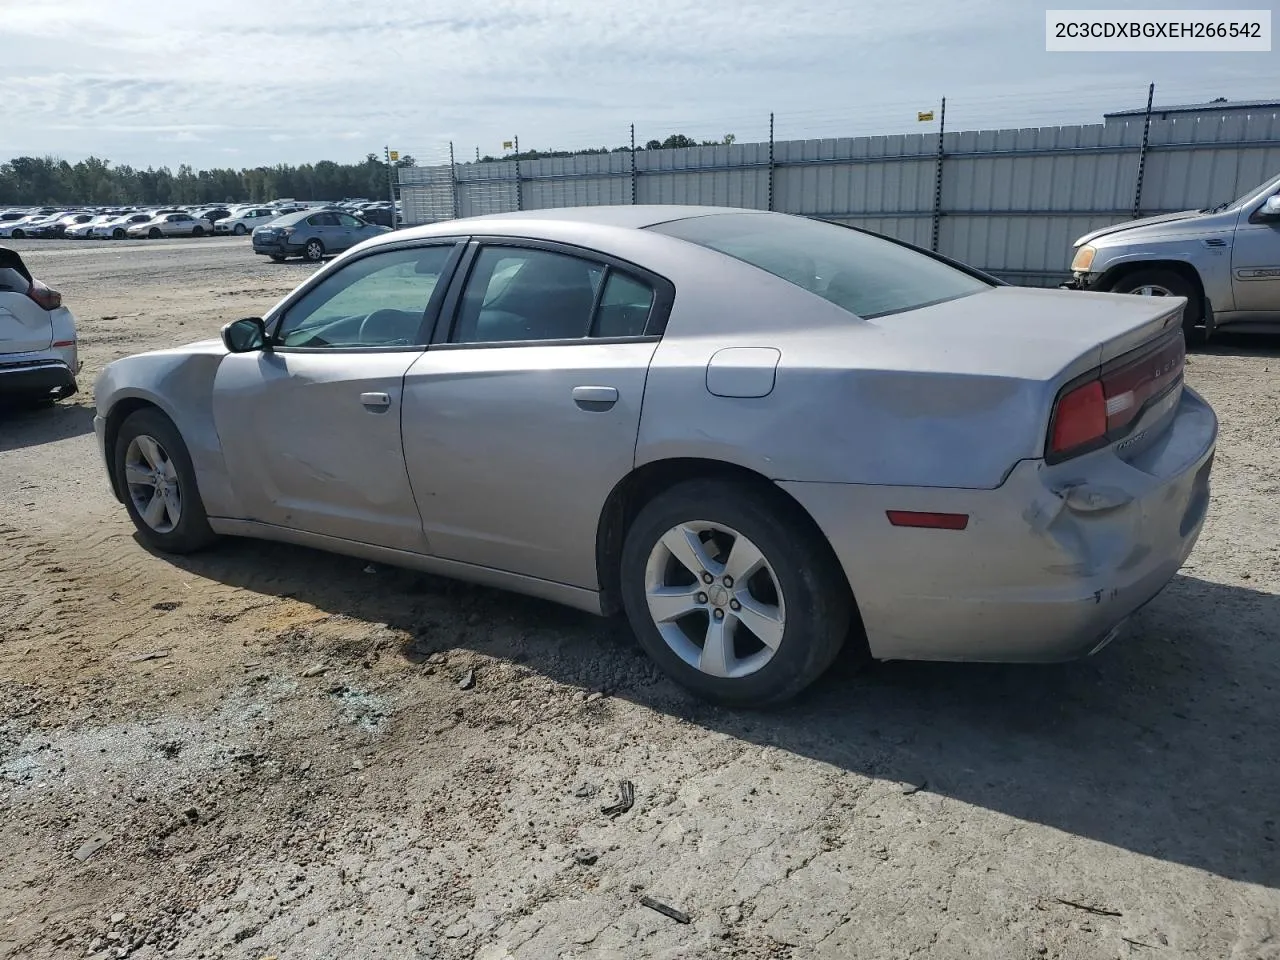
[221, 316, 267, 353]
[1256, 195, 1280, 221]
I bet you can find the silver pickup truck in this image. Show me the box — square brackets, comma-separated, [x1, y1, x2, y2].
[1064, 171, 1280, 340]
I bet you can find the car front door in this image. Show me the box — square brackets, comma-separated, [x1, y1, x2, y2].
[336, 213, 367, 250]
[211, 241, 463, 550]
[1231, 190, 1280, 316]
[401, 240, 671, 589]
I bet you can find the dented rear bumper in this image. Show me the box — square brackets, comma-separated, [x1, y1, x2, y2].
[779, 387, 1217, 662]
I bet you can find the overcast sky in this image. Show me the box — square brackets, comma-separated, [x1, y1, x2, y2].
[3, 0, 1276, 170]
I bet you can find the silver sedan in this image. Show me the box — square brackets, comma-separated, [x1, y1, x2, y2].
[93, 206, 1217, 705]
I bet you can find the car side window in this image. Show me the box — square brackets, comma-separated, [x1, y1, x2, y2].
[451, 247, 605, 344]
[311, 213, 339, 227]
[339, 214, 364, 228]
[592, 271, 655, 338]
[273, 245, 453, 349]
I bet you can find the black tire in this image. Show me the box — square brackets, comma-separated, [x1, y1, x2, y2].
[1110, 267, 1205, 343]
[192, 226, 204, 237]
[620, 479, 852, 707]
[303, 239, 325, 262]
[113, 228, 125, 239]
[233, 223, 247, 236]
[113, 408, 217, 554]
[148, 227, 162, 239]
[11, 229, 23, 239]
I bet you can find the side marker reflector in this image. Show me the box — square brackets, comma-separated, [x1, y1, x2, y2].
[886, 510, 969, 530]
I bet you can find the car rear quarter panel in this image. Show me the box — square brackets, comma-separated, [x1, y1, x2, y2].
[634, 272, 1064, 491]
[95, 344, 236, 515]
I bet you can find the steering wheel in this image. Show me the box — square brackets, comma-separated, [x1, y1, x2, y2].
[358, 308, 414, 346]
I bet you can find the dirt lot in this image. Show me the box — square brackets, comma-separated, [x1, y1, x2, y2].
[1, 236, 1278, 960]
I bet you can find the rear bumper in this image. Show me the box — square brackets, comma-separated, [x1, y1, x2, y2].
[0, 358, 78, 399]
[253, 239, 304, 256]
[781, 386, 1217, 662]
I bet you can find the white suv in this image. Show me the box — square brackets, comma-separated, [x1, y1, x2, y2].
[0, 246, 79, 403]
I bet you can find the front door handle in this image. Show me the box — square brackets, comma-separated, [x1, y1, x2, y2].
[360, 391, 391, 412]
[572, 385, 618, 411]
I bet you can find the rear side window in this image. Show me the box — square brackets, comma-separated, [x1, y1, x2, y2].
[650, 213, 990, 319]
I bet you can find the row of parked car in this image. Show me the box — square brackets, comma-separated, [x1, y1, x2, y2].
[0, 199, 401, 242]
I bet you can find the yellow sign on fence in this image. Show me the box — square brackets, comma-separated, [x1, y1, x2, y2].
[502, 141, 513, 150]
[917, 111, 935, 122]
[388, 150, 400, 161]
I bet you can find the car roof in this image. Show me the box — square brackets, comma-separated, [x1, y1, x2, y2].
[382, 205, 768, 250]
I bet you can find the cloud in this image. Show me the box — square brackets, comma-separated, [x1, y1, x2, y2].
[2, 0, 1278, 169]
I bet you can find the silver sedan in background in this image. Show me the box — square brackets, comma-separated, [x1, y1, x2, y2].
[126, 213, 213, 239]
[93, 207, 1216, 706]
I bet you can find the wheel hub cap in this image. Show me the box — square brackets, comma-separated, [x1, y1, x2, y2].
[643, 521, 785, 679]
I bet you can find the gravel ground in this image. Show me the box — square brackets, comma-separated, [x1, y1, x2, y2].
[1, 237, 1278, 960]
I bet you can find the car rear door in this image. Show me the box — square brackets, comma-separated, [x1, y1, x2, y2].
[400, 239, 672, 589]
[0, 251, 51, 355]
[211, 241, 462, 550]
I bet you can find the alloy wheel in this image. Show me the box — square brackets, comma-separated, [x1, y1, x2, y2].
[124, 434, 183, 533]
[643, 521, 786, 678]
[1129, 283, 1174, 297]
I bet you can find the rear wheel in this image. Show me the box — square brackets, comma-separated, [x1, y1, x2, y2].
[114, 409, 216, 554]
[620, 479, 852, 707]
[148, 227, 162, 239]
[11, 229, 23, 239]
[192, 225, 204, 237]
[1110, 267, 1204, 343]
[113, 228, 125, 239]
[304, 239, 325, 262]
[233, 223, 247, 236]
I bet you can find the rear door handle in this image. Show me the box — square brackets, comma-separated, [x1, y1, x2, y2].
[572, 385, 618, 411]
[360, 391, 391, 412]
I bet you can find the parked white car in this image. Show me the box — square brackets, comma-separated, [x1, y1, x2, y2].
[0, 215, 53, 239]
[91, 213, 155, 239]
[65, 215, 117, 238]
[126, 213, 214, 239]
[0, 246, 79, 403]
[214, 208, 282, 236]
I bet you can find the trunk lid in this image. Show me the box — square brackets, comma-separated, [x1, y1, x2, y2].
[877, 286, 1184, 379]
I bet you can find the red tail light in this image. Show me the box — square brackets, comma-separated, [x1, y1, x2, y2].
[27, 279, 62, 311]
[1049, 380, 1107, 458]
[1047, 333, 1185, 462]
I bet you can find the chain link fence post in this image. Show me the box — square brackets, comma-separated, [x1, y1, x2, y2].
[768, 112, 775, 212]
[448, 141, 459, 220]
[1132, 82, 1155, 219]
[514, 135, 523, 211]
[930, 98, 946, 252]
[630, 124, 637, 204]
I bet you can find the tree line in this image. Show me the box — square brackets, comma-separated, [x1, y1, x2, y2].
[1, 134, 736, 206]
[0, 154, 417, 206]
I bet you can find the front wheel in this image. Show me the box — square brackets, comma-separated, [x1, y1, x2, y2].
[148, 227, 162, 239]
[11, 229, 23, 239]
[113, 228, 125, 239]
[1111, 267, 1204, 343]
[303, 239, 325, 262]
[233, 223, 247, 236]
[620, 479, 852, 707]
[114, 409, 217, 554]
[192, 226, 204, 237]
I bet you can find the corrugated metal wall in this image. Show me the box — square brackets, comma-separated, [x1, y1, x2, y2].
[398, 111, 1280, 285]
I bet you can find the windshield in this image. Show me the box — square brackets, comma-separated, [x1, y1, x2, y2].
[650, 213, 991, 319]
[1200, 174, 1280, 214]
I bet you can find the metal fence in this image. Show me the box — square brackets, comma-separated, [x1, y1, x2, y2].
[397, 106, 1280, 286]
